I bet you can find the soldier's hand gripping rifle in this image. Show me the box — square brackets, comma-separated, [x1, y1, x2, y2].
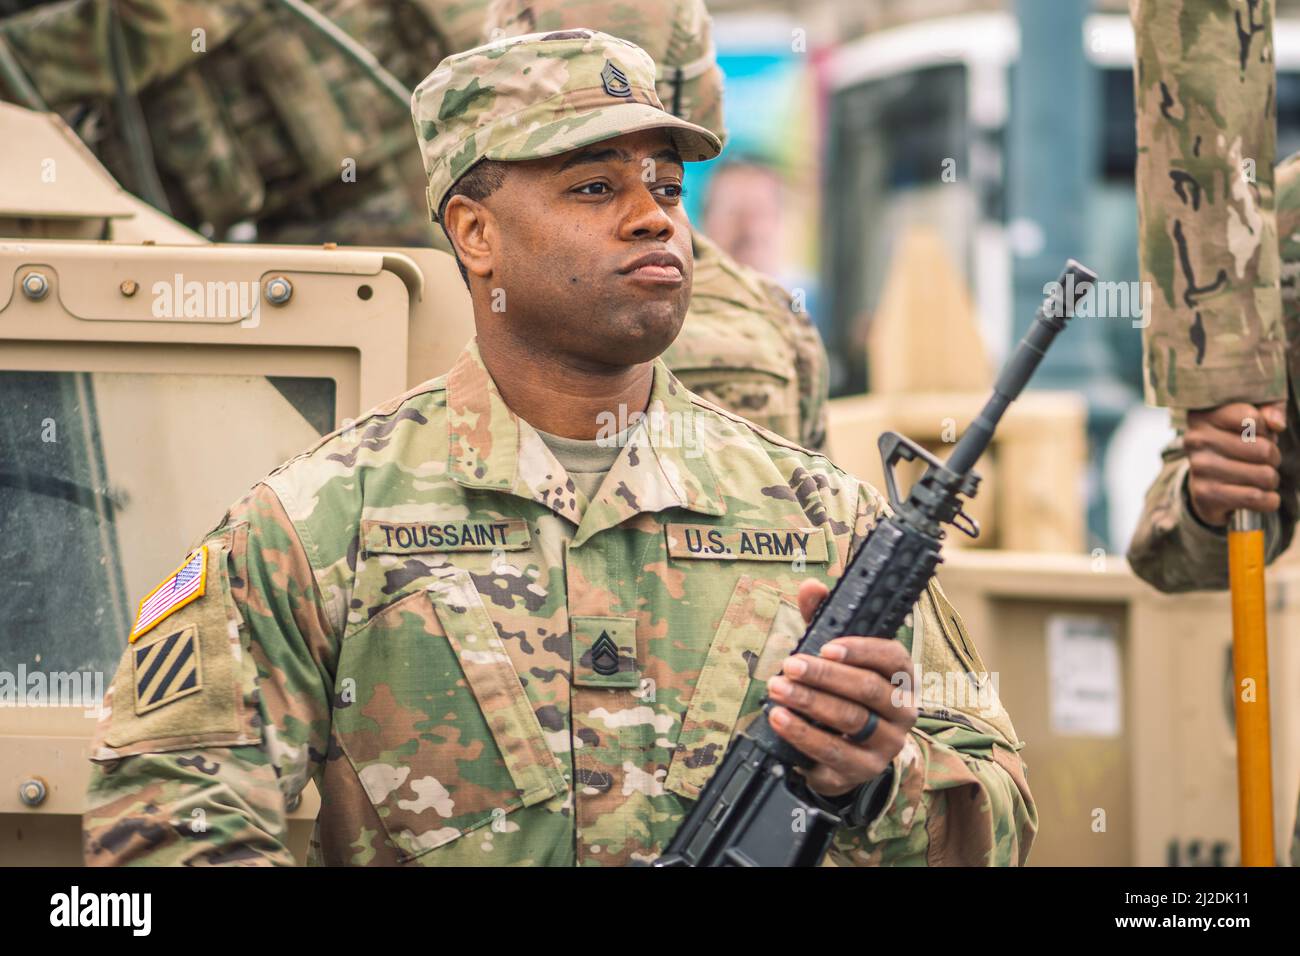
[653, 260, 1095, 867]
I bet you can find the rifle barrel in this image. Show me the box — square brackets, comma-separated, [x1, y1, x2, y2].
[946, 260, 1096, 476]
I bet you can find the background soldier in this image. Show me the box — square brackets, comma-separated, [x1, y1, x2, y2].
[83, 29, 1034, 867]
[1129, 155, 1300, 592]
[1129, 152, 1300, 867]
[1126, 0, 1298, 864]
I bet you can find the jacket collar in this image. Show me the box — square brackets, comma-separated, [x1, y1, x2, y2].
[445, 340, 725, 542]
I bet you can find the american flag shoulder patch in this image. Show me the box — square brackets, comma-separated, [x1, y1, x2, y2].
[130, 547, 208, 642]
[132, 624, 203, 715]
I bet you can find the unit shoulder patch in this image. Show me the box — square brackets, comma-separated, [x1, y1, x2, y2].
[132, 624, 202, 715]
[97, 536, 253, 757]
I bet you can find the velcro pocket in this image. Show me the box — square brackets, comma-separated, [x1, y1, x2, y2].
[96, 534, 255, 758]
[664, 576, 790, 799]
[428, 571, 567, 803]
[332, 570, 567, 862]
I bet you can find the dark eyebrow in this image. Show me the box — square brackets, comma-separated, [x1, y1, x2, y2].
[652, 148, 684, 170]
[556, 147, 627, 173]
[554, 145, 685, 174]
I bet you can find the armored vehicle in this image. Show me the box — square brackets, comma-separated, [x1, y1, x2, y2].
[0, 101, 474, 863]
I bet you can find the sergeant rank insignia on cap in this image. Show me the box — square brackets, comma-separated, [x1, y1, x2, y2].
[129, 546, 207, 642]
[601, 59, 632, 97]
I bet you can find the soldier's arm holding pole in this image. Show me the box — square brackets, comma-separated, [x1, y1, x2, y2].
[1127, 0, 1283, 866]
[1131, 149, 1300, 594]
[1128, 397, 1300, 592]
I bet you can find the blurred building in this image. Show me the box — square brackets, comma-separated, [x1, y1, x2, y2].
[702, 0, 1300, 550]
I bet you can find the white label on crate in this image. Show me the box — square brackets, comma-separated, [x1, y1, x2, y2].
[1047, 614, 1121, 737]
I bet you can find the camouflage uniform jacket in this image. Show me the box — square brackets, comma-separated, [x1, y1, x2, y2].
[85, 341, 1035, 866]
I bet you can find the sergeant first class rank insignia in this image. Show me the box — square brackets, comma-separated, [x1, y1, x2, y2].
[601, 59, 631, 97]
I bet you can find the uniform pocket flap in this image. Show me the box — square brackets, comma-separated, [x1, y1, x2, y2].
[664, 576, 787, 800]
[427, 571, 567, 805]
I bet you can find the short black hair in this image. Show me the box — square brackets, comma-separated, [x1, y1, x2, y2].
[437, 158, 509, 288]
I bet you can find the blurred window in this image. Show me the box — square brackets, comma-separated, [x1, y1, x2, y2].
[824, 65, 972, 395]
[828, 59, 1300, 401]
[0, 371, 335, 677]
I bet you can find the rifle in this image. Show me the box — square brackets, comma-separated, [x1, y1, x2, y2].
[653, 259, 1096, 867]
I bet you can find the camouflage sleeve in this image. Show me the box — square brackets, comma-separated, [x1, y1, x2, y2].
[1130, 0, 1287, 409]
[760, 277, 830, 454]
[793, 309, 830, 455]
[83, 482, 338, 866]
[0, 0, 252, 107]
[1127, 425, 1300, 592]
[827, 485, 1037, 866]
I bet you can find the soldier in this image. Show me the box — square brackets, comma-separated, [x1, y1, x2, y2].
[1126, 0, 1299, 865]
[83, 29, 1035, 866]
[1129, 152, 1300, 865]
[0, 0, 484, 245]
[1129, 143, 1300, 591]
[483, 0, 831, 452]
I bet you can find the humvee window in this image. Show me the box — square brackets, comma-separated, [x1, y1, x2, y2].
[0, 370, 335, 678]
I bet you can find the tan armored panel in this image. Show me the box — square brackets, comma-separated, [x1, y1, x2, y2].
[0, 103, 203, 245]
[0, 237, 473, 863]
[348, 245, 476, 388]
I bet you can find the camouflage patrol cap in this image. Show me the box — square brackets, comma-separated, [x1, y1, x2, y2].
[484, 0, 729, 146]
[412, 29, 723, 223]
